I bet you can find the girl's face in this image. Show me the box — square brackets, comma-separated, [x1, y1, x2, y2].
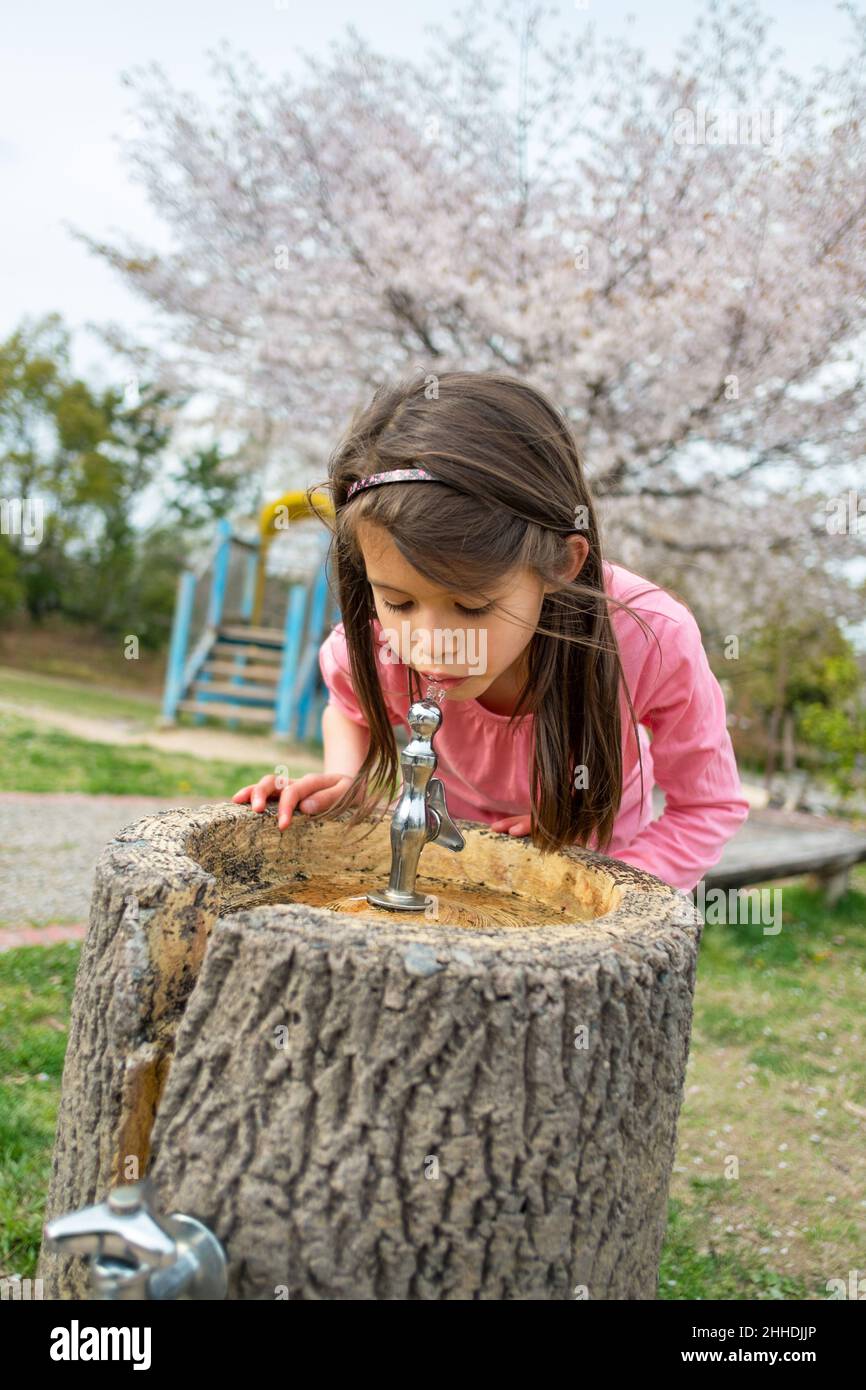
[356, 519, 587, 703]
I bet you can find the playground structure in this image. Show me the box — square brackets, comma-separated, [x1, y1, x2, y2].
[161, 491, 339, 741]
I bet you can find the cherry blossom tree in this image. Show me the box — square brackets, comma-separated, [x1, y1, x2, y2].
[74, 0, 866, 637]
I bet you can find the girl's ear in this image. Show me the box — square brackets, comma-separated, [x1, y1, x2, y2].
[544, 535, 589, 593]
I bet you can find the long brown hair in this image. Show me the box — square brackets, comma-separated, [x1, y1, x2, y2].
[305, 369, 662, 856]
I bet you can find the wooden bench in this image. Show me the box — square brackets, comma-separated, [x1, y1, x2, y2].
[703, 806, 866, 905]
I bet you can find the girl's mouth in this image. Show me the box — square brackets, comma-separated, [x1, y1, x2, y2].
[418, 670, 468, 689]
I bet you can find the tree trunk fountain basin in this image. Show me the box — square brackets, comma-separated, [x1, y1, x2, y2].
[38, 801, 701, 1300]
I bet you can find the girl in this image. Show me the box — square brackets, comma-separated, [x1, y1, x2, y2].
[233, 371, 750, 893]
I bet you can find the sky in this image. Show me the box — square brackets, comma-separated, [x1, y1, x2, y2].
[0, 0, 856, 382]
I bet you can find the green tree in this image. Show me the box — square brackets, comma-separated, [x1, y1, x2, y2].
[0, 314, 171, 626]
[0, 314, 243, 648]
[732, 617, 865, 800]
[796, 648, 866, 798]
[170, 444, 243, 530]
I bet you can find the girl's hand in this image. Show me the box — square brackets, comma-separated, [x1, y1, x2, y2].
[488, 814, 532, 837]
[232, 772, 355, 831]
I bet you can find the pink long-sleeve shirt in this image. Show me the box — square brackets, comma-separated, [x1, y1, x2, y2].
[317, 559, 750, 892]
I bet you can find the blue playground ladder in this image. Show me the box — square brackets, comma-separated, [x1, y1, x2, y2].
[161, 519, 338, 744]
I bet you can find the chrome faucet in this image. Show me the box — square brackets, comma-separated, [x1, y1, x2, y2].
[42, 1177, 227, 1300]
[366, 696, 465, 911]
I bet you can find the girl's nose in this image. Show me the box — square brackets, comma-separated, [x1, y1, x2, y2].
[411, 616, 456, 668]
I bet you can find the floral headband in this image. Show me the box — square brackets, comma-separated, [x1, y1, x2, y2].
[344, 467, 584, 532]
[345, 467, 435, 499]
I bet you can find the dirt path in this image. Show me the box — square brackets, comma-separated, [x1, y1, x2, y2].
[0, 695, 323, 772]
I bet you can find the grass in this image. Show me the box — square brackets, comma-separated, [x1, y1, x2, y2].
[0, 667, 161, 725]
[0, 618, 166, 695]
[660, 863, 866, 1299]
[659, 1196, 808, 1300]
[0, 944, 80, 1282]
[0, 710, 279, 796]
[0, 662, 326, 759]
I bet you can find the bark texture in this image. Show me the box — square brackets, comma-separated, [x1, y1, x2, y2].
[37, 803, 701, 1300]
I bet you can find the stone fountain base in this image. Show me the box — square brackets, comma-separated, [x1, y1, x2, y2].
[38, 803, 701, 1300]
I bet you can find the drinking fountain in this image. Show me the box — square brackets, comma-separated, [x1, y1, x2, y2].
[365, 693, 465, 911]
[42, 1177, 227, 1300]
[37, 674, 703, 1301]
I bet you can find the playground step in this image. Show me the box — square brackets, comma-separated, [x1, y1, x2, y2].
[192, 680, 278, 702]
[218, 624, 285, 646]
[178, 699, 274, 725]
[212, 642, 286, 665]
[203, 661, 281, 682]
[212, 641, 284, 662]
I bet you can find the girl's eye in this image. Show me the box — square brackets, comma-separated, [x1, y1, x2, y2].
[380, 598, 493, 617]
[455, 602, 493, 617]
